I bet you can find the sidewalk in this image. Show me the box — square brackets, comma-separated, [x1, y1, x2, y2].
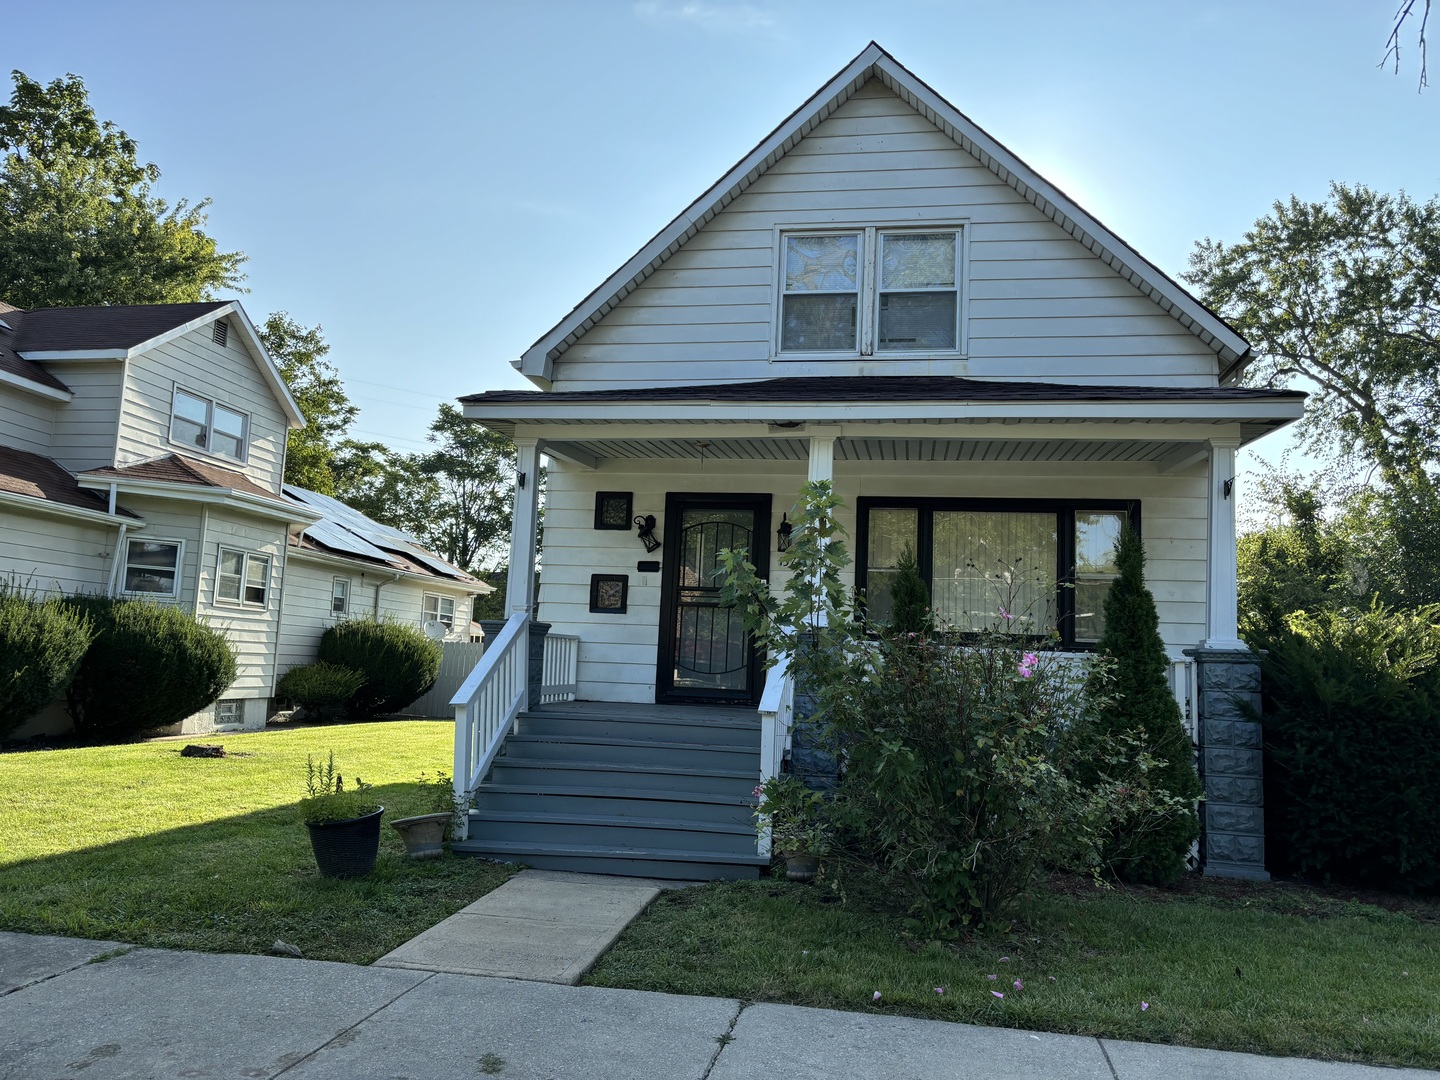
[2, 931, 1435, 1080]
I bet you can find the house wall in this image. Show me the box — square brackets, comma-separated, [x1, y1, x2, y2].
[0, 503, 116, 596]
[116, 324, 288, 491]
[114, 496, 206, 613]
[193, 509, 290, 701]
[549, 81, 1219, 393]
[1, 387, 55, 455]
[44, 361, 125, 473]
[536, 457, 1208, 704]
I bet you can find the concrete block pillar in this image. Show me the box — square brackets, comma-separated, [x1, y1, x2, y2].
[1188, 646, 1268, 880]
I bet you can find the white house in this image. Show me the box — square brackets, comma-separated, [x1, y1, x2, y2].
[447, 44, 1302, 881]
[0, 299, 486, 737]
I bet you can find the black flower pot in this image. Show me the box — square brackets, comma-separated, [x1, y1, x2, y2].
[305, 807, 384, 878]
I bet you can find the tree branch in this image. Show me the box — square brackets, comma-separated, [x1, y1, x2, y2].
[1385, 0, 1431, 90]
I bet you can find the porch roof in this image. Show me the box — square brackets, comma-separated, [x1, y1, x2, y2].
[460, 376, 1304, 463]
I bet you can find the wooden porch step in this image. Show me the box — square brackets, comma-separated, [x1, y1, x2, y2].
[504, 732, 758, 771]
[486, 757, 758, 797]
[470, 783, 754, 827]
[520, 705, 759, 747]
[467, 808, 757, 855]
[450, 838, 769, 881]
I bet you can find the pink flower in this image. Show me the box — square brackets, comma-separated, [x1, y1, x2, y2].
[1013, 979, 1023, 991]
[872, 991, 882, 1002]
[991, 991, 1005, 999]
[1141, 1002, 1150, 1011]
[1022, 652, 1039, 667]
[999, 607, 1012, 620]
[752, 784, 763, 798]
[1017, 663, 1033, 678]
[934, 987, 945, 995]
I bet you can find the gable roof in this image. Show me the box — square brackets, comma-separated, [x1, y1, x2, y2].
[7, 299, 306, 428]
[517, 42, 1250, 384]
[0, 306, 72, 398]
[0, 445, 137, 517]
[82, 453, 290, 504]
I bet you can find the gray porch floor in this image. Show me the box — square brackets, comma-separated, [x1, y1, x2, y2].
[529, 700, 760, 724]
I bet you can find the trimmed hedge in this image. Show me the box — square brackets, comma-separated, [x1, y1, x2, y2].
[275, 662, 366, 720]
[64, 596, 237, 742]
[317, 618, 442, 717]
[1258, 603, 1440, 892]
[0, 586, 94, 739]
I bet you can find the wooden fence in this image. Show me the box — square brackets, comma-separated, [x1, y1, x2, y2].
[399, 640, 487, 718]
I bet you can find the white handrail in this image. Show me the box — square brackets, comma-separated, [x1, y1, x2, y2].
[450, 611, 530, 841]
[755, 653, 795, 857]
[539, 633, 580, 703]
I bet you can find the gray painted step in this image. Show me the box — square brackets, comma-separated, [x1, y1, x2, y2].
[519, 710, 759, 748]
[487, 758, 757, 797]
[470, 784, 754, 827]
[468, 810, 758, 855]
[451, 838, 768, 881]
[504, 733, 758, 771]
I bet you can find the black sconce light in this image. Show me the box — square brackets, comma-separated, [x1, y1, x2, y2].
[776, 512, 794, 553]
[634, 514, 661, 553]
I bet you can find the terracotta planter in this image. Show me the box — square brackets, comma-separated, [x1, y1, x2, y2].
[784, 854, 820, 883]
[305, 807, 384, 878]
[389, 812, 452, 859]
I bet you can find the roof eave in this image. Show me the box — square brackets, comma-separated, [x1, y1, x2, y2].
[0, 488, 144, 526]
[75, 475, 322, 524]
[0, 368, 72, 401]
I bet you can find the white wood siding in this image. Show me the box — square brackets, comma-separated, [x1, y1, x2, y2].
[536, 458, 1207, 704]
[194, 510, 289, 693]
[44, 361, 125, 473]
[1, 388, 56, 455]
[114, 496, 206, 612]
[0, 504, 115, 596]
[116, 326, 288, 491]
[551, 82, 1218, 392]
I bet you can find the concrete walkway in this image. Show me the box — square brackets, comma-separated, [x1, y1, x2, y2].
[373, 868, 662, 983]
[3, 931, 1437, 1080]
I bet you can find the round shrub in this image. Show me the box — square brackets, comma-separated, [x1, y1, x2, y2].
[0, 586, 94, 739]
[276, 662, 365, 721]
[317, 618, 442, 717]
[64, 596, 237, 742]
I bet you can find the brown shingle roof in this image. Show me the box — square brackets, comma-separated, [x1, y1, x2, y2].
[13, 302, 229, 352]
[0, 445, 136, 517]
[82, 454, 285, 504]
[460, 375, 1306, 407]
[0, 308, 71, 393]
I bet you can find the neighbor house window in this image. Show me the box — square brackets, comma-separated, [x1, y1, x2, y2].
[778, 227, 963, 355]
[216, 548, 270, 606]
[857, 499, 1135, 648]
[331, 577, 350, 616]
[170, 387, 249, 462]
[123, 539, 182, 596]
[215, 699, 243, 725]
[423, 593, 455, 629]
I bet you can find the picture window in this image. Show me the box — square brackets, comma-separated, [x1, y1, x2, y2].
[122, 539, 182, 597]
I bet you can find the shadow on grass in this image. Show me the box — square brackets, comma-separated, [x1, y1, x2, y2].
[0, 782, 516, 965]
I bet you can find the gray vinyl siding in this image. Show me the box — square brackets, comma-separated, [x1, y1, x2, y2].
[194, 510, 289, 694]
[550, 81, 1218, 392]
[0, 503, 115, 596]
[44, 361, 125, 473]
[115, 496, 207, 612]
[116, 325, 287, 491]
[535, 459, 1208, 704]
[1, 387, 55, 455]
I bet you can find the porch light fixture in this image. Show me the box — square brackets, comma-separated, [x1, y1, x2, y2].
[634, 514, 661, 553]
[776, 513, 794, 553]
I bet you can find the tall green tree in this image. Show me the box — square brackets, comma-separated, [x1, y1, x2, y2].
[258, 312, 359, 494]
[414, 404, 515, 572]
[0, 71, 245, 308]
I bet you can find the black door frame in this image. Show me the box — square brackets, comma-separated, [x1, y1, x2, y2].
[655, 491, 772, 705]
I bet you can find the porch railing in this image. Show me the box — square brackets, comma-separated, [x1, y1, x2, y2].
[539, 633, 580, 703]
[755, 653, 795, 857]
[450, 611, 529, 841]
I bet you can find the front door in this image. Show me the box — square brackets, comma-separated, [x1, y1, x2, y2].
[657, 493, 771, 704]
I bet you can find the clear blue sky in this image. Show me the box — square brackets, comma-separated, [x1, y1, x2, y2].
[8, 1, 1436, 490]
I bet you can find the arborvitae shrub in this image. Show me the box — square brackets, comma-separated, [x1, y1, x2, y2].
[0, 585, 94, 739]
[886, 547, 933, 637]
[1085, 526, 1202, 885]
[1257, 603, 1440, 891]
[63, 596, 237, 741]
[275, 662, 366, 720]
[317, 618, 442, 717]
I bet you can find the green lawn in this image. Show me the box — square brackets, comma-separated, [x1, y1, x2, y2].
[586, 874, 1440, 1070]
[0, 721, 514, 963]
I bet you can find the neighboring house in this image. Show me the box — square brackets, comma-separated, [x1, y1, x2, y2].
[0, 299, 487, 737]
[450, 44, 1304, 881]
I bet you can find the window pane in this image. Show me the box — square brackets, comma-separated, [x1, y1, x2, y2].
[217, 549, 243, 601]
[244, 555, 269, 604]
[130, 541, 180, 569]
[781, 294, 857, 351]
[931, 511, 1056, 633]
[211, 405, 246, 459]
[171, 390, 209, 449]
[784, 234, 859, 292]
[878, 293, 957, 350]
[864, 507, 918, 624]
[331, 579, 349, 615]
[1075, 511, 1126, 642]
[126, 540, 179, 595]
[880, 233, 956, 289]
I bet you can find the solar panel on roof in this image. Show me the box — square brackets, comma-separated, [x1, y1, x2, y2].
[304, 520, 398, 564]
[284, 484, 468, 580]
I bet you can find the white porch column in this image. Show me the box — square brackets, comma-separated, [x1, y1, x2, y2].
[807, 434, 836, 485]
[506, 438, 543, 616]
[1202, 437, 1246, 650]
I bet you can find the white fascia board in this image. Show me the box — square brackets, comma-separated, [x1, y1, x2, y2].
[18, 349, 127, 361]
[0, 369, 72, 401]
[289, 544, 489, 591]
[0, 488, 145, 528]
[74, 476, 324, 524]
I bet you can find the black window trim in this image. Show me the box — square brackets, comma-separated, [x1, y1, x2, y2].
[854, 496, 1141, 650]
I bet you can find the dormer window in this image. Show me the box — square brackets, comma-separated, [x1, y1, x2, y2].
[777, 226, 964, 357]
[170, 386, 248, 462]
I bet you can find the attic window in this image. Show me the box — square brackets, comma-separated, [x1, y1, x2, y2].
[212, 320, 228, 347]
[170, 386, 249, 462]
